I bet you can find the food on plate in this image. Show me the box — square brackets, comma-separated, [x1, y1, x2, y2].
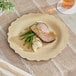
[20, 30, 35, 47]
[31, 22, 56, 42]
[8, 13, 69, 61]
[32, 37, 42, 52]
[20, 22, 56, 52]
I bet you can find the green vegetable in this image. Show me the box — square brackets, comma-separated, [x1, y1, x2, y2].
[0, 0, 14, 11]
[20, 30, 35, 48]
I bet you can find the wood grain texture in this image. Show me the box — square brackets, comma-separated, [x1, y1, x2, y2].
[0, 0, 76, 76]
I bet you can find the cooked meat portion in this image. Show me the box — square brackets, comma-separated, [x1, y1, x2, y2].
[31, 23, 56, 43]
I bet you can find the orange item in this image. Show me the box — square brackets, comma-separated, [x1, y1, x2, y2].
[62, 0, 75, 8]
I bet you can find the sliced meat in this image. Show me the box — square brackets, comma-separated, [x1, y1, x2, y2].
[31, 23, 56, 43]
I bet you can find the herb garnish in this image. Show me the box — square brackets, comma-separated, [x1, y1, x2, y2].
[0, 0, 14, 11]
[20, 30, 35, 48]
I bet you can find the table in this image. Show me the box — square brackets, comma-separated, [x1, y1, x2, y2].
[0, 0, 76, 76]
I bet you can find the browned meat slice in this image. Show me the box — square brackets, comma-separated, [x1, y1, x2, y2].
[31, 23, 56, 43]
